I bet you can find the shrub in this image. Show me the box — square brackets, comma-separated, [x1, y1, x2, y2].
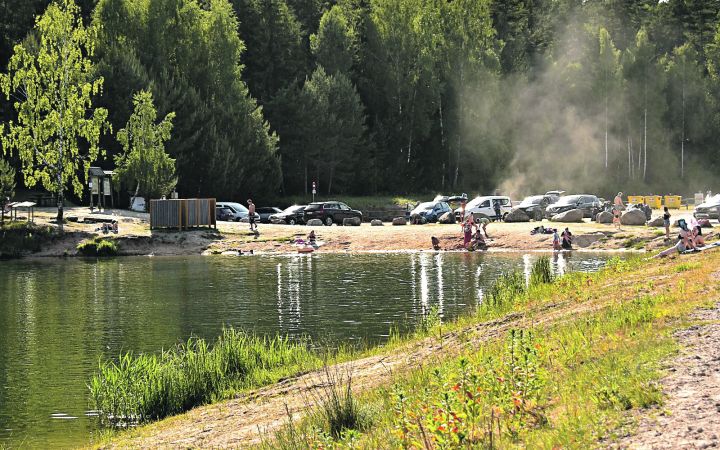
[77, 237, 119, 256]
[530, 256, 554, 286]
[0, 222, 55, 258]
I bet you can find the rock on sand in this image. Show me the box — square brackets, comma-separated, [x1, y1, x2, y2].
[371, 219, 383, 226]
[343, 217, 361, 226]
[595, 211, 613, 224]
[392, 217, 407, 226]
[647, 216, 664, 227]
[551, 209, 584, 223]
[621, 209, 646, 226]
[504, 208, 530, 223]
[438, 211, 456, 224]
[307, 219, 324, 226]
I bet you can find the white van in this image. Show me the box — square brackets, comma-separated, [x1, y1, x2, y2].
[454, 196, 513, 222]
[216, 202, 259, 222]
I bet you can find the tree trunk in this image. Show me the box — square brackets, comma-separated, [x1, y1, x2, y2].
[439, 94, 446, 189]
[304, 158, 308, 195]
[57, 174, 64, 232]
[605, 88, 608, 169]
[681, 68, 685, 178]
[643, 107, 647, 181]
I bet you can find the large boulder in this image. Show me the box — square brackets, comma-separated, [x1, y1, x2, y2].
[438, 211, 456, 224]
[620, 209, 646, 226]
[392, 217, 407, 226]
[343, 217, 361, 226]
[551, 209, 584, 223]
[574, 232, 606, 248]
[371, 219, 383, 226]
[307, 219, 324, 226]
[504, 208, 530, 223]
[647, 216, 665, 227]
[595, 211, 613, 224]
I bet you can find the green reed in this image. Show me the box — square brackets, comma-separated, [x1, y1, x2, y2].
[90, 328, 317, 426]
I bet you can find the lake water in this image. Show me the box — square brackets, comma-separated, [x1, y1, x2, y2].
[0, 252, 617, 448]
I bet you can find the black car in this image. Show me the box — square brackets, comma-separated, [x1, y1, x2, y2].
[270, 205, 307, 225]
[256, 207, 283, 224]
[544, 195, 601, 219]
[516, 195, 554, 220]
[303, 201, 363, 225]
[215, 206, 235, 221]
[409, 201, 452, 223]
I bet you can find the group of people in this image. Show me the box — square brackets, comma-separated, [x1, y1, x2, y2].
[461, 215, 490, 250]
[655, 218, 708, 258]
[553, 227, 573, 250]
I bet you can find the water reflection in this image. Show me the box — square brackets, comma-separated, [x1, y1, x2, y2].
[0, 252, 617, 449]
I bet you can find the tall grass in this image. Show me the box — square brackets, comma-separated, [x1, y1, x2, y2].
[90, 329, 317, 426]
[530, 256, 554, 286]
[77, 236, 119, 256]
[485, 270, 526, 310]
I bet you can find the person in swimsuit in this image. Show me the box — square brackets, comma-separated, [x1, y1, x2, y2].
[247, 199, 257, 231]
[462, 216, 475, 249]
[663, 207, 671, 241]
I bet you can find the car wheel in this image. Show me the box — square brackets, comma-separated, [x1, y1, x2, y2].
[502, 212, 508, 221]
[289, 218, 296, 225]
[325, 216, 333, 226]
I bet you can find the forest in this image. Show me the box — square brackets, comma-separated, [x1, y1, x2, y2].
[1, 0, 720, 202]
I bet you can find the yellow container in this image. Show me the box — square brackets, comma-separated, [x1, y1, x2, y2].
[644, 195, 662, 209]
[664, 195, 682, 209]
[627, 195, 644, 205]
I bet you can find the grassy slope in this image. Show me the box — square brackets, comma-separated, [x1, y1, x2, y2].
[98, 251, 720, 448]
[259, 253, 720, 449]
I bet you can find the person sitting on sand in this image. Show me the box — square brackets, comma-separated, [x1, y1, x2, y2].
[431, 236, 441, 251]
[692, 225, 706, 247]
[462, 216, 476, 249]
[654, 220, 694, 258]
[307, 230, 316, 242]
[561, 227, 573, 250]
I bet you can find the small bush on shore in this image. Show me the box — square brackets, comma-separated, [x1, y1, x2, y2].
[77, 237, 119, 256]
[90, 329, 317, 426]
[530, 256, 554, 286]
[0, 221, 55, 258]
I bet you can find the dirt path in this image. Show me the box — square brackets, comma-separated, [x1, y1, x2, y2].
[104, 258, 692, 449]
[618, 304, 720, 449]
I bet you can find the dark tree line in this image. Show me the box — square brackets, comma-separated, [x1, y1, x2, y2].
[2, 0, 720, 201]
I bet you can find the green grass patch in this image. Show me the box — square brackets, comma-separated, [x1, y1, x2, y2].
[90, 329, 319, 426]
[0, 221, 55, 258]
[77, 236, 119, 256]
[675, 262, 700, 272]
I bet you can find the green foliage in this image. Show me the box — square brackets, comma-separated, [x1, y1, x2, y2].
[311, 5, 356, 76]
[485, 270, 526, 311]
[114, 90, 176, 205]
[530, 256, 554, 286]
[0, 221, 55, 258]
[76, 236, 119, 256]
[0, 0, 110, 228]
[90, 329, 317, 425]
[0, 158, 15, 224]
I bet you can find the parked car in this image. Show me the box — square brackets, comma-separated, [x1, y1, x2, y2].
[215, 206, 235, 222]
[256, 206, 283, 224]
[544, 194, 601, 219]
[303, 201, 363, 225]
[455, 196, 513, 222]
[270, 205, 307, 225]
[694, 194, 720, 220]
[409, 201, 452, 223]
[216, 202, 259, 222]
[516, 195, 555, 220]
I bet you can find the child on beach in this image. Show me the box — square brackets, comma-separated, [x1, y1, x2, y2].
[462, 216, 475, 249]
[553, 229, 562, 251]
[663, 207, 671, 241]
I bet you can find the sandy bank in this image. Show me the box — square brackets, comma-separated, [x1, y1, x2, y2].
[14, 207, 716, 257]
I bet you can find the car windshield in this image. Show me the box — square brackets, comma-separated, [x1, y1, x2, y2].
[519, 196, 543, 206]
[465, 197, 487, 209]
[284, 205, 304, 213]
[700, 194, 720, 207]
[223, 203, 248, 213]
[555, 195, 582, 205]
[411, 202, 435, 214]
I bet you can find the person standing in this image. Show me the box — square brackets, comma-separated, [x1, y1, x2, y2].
[561, 227, 573, 250]
[553, 229, 562, 251]
[493, 200, 502, 222]
[462, 216, 475, 249]
[613, 192, 623, 231]
[663, 207, 671, 241]
[614, 192, 624, 209]
[247, 199, 257, 231]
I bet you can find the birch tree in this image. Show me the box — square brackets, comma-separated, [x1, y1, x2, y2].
[0, 0, 109, 230]
[0, 158, 15, 225]
[114, 90, 176, 208]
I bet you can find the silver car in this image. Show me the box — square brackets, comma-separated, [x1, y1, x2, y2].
[216, 202, 259, 222]
[694, 195, 720, 220]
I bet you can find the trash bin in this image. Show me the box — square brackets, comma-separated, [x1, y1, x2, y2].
[644, 195, 662, 209]
[664, 195, 682, 209]
[627, 195, 644, 206]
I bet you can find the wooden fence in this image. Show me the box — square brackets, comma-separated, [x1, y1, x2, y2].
[150, 199, 216, 230]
